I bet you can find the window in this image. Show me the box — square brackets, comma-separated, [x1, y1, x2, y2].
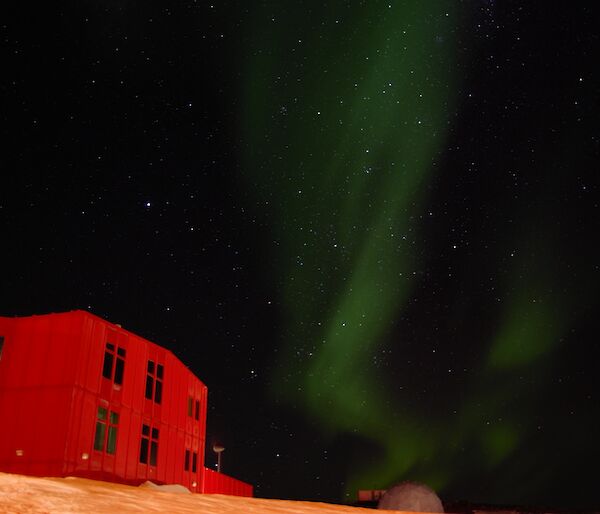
[145, 360, 163, 404]
[107, 411, 119, 454]
[115, 348, 125, 384]
[93, 408, 106, 451]
[184, 449, 197, 473]
[0, 336, 4, 361]
[102, 343, 126, 385]
[188, 397, 200, 420]
[139, 424, 159, 466]
[140, 426, 149, 463]
[93, 406, 119, 455]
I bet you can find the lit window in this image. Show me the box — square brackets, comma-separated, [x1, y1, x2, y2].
[107, 412, 119, 454]
[140, 424, 159, 466]
[145, 360, 163, 404]
[102, 343, 126, 385]
[93, 406, 119, 455]
[93, 408, 107, 451]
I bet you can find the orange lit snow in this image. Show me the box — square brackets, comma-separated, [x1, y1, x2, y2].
[0, 472, 410, 514]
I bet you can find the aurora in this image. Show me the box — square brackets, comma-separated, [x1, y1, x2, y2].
[239, 0, 592, 503]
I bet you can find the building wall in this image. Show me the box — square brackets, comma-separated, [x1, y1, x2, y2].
[0, 313, 79, 477]
[58, 312, 208, 491]
[0, 311, 250, 496]
[203, 467, 254, 496]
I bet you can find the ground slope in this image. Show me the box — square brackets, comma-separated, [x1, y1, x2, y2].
[0, 472, 392, 514]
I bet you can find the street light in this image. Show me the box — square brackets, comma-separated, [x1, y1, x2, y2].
[213, 443, 225, 473]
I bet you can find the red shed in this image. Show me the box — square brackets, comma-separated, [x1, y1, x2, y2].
[0, 310, 252, 496]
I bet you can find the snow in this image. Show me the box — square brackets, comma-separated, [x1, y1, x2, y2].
[0, 472, 408, 514]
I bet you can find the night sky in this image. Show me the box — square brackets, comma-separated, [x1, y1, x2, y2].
[2, 1, 599, 509]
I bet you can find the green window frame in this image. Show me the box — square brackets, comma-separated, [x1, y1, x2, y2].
[93, 406, 119, 455]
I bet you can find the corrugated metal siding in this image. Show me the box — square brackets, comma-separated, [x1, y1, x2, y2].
[0, 313, 80, 476]
[0, 310, 250, 496]
[203, 467, 253, 497]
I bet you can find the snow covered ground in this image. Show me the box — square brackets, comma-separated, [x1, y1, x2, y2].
[0, 472, 396, 513]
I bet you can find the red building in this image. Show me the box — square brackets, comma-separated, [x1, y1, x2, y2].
[0, 310, 252, 496]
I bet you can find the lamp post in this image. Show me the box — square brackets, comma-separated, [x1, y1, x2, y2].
[213, 443, 225, 473]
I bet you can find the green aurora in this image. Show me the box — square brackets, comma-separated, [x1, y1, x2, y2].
[239, 0, 581, 500]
